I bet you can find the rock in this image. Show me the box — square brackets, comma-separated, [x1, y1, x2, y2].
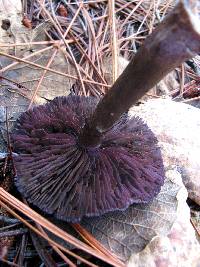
[128, 170, 200, 267]
[130, 99, 200, 205]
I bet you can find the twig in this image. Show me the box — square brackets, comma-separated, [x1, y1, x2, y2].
[0, 215, 20, 224]
[180, 63, 185, 95]
[36, 0, 87, 96]
[108, 0, 118, 83]
[28, 48, 58, 109]
[0, 223, 21, 232]
[0, 40, 74, 47]
[0, 46, 53, 73]
[161, 0, 174, 19]
[0, 75, 37, 102]
[0, 197, 101, 267]
[70, 32, 107, 87]
[149, 0, 156, 34]
[73, 223, 122, 265]
[30, 231, 58, 267]
[82, 7, 101, 74]
[24, 199, 76, 267]
[120, 0, 143, 31]
[0, 188, 125, 267]
[17, 234, 27, 267]
[0, 229, 28, 238]
[36, 224, 77, 267]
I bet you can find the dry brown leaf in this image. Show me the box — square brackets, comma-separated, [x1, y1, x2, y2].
[0, 0, 51, 54]
[0, 0, 75, 125]
[82, 170, 182, 262]
[3, 51, 74, 99]
[0, 51, 76, 154]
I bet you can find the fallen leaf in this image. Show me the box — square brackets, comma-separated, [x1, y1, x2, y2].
[82, 170, 181, 262]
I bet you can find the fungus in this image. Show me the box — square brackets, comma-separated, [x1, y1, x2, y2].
[12, 96, 164, 222]
[12, 1, 200, 222]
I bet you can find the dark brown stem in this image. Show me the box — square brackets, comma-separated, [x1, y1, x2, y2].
[79, 0, 200, 147]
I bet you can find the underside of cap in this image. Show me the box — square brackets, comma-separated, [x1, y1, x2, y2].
[12, 96, 165, 222]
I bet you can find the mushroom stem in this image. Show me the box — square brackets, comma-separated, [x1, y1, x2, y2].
[79, 0, 200, 147]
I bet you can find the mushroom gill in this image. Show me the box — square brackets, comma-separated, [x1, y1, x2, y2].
[12, 96, 164, 222]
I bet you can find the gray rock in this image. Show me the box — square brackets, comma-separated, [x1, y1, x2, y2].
[130, 99, 200, 205]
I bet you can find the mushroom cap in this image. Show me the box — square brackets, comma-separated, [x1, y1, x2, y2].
[12, 96, 164, 222]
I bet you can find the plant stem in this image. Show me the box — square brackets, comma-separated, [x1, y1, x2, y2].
[79, 0, 200, 147]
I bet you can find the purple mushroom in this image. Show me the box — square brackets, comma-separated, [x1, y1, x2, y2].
[12, 96, 164, 222]
[12, 1, 200, 222]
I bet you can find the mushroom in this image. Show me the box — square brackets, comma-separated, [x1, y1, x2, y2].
[12, 1, 200, 222]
